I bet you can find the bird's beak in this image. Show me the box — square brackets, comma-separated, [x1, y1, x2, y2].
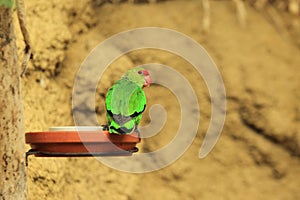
[144, 75, 151, 87]
[142, 70, 151, 87]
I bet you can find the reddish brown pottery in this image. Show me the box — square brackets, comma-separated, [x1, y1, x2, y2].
[25, 130, 140, 155]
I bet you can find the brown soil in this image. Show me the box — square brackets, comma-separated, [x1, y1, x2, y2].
[17, 0, 300, 199]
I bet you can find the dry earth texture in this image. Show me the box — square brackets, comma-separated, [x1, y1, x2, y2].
[13, 0, 300, 199]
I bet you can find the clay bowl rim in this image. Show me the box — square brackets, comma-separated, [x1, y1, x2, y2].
[25, 130, 140, 144]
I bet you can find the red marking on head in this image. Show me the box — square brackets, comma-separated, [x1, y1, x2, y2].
[142, 70, 150, 76]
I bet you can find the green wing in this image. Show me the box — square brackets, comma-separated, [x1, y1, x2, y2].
[105, 79, 146, 134]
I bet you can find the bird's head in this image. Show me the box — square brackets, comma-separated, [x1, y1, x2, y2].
[125, 67, 152, 88]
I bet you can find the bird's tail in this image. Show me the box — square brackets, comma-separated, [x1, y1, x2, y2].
[109, 120, 135, 134]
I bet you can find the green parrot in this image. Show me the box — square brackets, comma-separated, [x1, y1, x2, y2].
[105, 67, 151, 134]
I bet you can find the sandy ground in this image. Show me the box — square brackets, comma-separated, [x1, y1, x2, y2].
[16, 0, 300, 199]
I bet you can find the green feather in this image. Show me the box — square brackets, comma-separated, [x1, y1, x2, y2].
[0, 0, 15, 8]
[105, 68, 147, 134]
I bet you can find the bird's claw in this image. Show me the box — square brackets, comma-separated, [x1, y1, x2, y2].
[102, 124, 109, 131]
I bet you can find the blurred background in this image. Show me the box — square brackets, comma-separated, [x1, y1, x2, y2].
[20, 0, 300, 199]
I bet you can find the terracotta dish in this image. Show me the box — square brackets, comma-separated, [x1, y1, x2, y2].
[25, 127, 140, 157]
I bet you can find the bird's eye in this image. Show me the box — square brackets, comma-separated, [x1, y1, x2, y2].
[138, 70, 142, 75]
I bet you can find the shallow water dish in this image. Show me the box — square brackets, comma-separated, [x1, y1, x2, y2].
[25, 126, 140, 160]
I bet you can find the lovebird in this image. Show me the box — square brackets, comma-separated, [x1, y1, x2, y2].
[105, 67, 151, 134]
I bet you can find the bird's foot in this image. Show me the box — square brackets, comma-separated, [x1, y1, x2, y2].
[102, 124, 109, 131]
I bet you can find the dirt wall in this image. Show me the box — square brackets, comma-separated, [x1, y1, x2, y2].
[17, 1, 300, 199]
